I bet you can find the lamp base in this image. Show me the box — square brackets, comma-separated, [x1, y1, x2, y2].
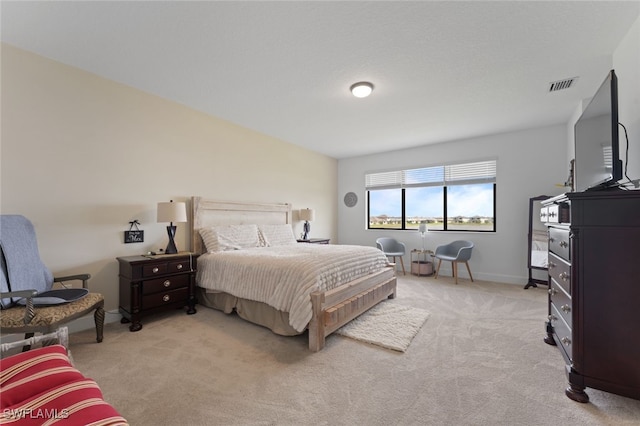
[302, 221, 311, 240]
[165, 225, 178, 254]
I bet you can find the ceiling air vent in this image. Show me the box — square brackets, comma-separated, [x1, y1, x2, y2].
[549, 77, 578, 92]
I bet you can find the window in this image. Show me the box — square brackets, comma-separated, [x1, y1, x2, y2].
[367, 160, 496, 232]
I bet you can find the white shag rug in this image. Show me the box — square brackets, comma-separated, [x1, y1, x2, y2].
[335, 301, 430, 352]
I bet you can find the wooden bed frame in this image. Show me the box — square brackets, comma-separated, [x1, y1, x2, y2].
[189, 197, 397, 351]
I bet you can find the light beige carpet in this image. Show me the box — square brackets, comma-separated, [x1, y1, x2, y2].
[68, 275, 640, 425]
[335, 300, 430, 352]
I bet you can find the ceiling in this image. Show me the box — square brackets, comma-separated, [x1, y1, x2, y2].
[2, 1, 639, 159]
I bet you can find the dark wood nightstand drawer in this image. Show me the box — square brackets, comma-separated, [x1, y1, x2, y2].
[142, 262, 167, 277]
[142, 274, 189, 295]
[143, 287, 189, 310]
[168, 259, 190, 273]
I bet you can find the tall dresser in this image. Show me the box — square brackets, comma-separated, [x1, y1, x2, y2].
[541, 190, 640, 402]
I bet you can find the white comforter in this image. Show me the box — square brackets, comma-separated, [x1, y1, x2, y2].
[196, 244, 390, 332]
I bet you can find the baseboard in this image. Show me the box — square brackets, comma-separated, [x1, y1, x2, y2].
[66, 310, 121, 334]
[433, 268, 529, 285]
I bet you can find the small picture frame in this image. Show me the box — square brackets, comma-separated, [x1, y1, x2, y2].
[124, 230, 144, 244]
[124, 220, 144, 244]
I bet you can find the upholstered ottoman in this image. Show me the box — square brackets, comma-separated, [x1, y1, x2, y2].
[0, 344, 127, 425]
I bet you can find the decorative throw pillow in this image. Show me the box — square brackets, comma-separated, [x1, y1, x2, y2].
[199, 225, 260, 253]
[258, 224, 297, 247]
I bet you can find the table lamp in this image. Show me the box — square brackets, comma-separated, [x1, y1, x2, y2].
[299, 208, 315, 240]
[419, 223, 428, 251]
[157, 200, 187, 254]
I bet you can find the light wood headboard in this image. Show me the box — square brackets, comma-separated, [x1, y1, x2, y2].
[190, 197, 292, 254]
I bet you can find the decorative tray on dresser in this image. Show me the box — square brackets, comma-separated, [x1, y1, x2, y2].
[541, 190, 640, 402]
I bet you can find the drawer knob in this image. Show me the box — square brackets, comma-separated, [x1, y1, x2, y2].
[561, 336, 571, 346]
[548, 288, 557, 296]
[548, 314, 557, 322]
[548, 262, 556, 269]
[152, 267, 159, 273]
[163, 294, 170, 302]
[559, 240, 568, 248]
[559, 272, 570, 281]
[561, 304, 571, 313]
[177, 264, 183, 270]
[549, 237, 555, 243]
[163, 280, 171, 287]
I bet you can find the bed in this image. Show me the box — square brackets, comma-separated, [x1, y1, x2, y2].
[190, 197, 397, 351]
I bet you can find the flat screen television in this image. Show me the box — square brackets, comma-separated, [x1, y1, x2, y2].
[573, 69, 623, 192]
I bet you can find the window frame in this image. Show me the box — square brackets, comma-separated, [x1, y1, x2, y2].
[366, 160, 497, 233]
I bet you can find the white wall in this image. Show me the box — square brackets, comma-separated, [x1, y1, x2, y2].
[338, 124, 568, 284]
[1, 45, 338, 324]
[567, 16, 640, 185]
[337, 15, 640, 285]
[613, 15, 640, 183]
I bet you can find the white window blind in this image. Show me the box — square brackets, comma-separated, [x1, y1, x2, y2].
[365, 160, 496, 190]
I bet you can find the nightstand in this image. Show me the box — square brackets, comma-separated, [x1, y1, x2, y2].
[297, 238, 330, 244]
[117, 252, 198, 331]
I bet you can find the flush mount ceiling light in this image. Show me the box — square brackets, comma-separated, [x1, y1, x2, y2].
[350, 81, 374, 98]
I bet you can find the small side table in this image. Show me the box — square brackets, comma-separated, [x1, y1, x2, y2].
[117, 252, 198, 332]
[297, 238, 330, 244]
[411, 249, 434, 276]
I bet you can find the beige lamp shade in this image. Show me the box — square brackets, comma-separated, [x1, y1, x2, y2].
[157, 201, 187, 224]
[299, 208, 315, 222]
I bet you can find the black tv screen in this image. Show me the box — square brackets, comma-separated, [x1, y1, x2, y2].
[574, 70, 622, 192]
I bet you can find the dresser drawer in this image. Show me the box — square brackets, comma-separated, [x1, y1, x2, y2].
[540, 206, 549, 223]
[142, 287, 189, 310]
[140, 258, 192, 278]
[550, 303, 573, 362]
[548, 252, 571, 296]
[547, 204, 559, 223]
[142, 262, 168, 277]
[142, 274, 189, 295]
[168, 259, 190, 274]
[549, 280, 572, 328]
[547, 203, 570, 223]
[548, 227, 570, 261]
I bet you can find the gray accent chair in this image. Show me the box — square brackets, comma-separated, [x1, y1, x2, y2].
[376, 237, 406, 275]
[434, 240, 474, 284]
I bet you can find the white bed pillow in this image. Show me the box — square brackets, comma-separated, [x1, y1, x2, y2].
[199, 224, 261, 253]
[258, 224, 298, 247]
